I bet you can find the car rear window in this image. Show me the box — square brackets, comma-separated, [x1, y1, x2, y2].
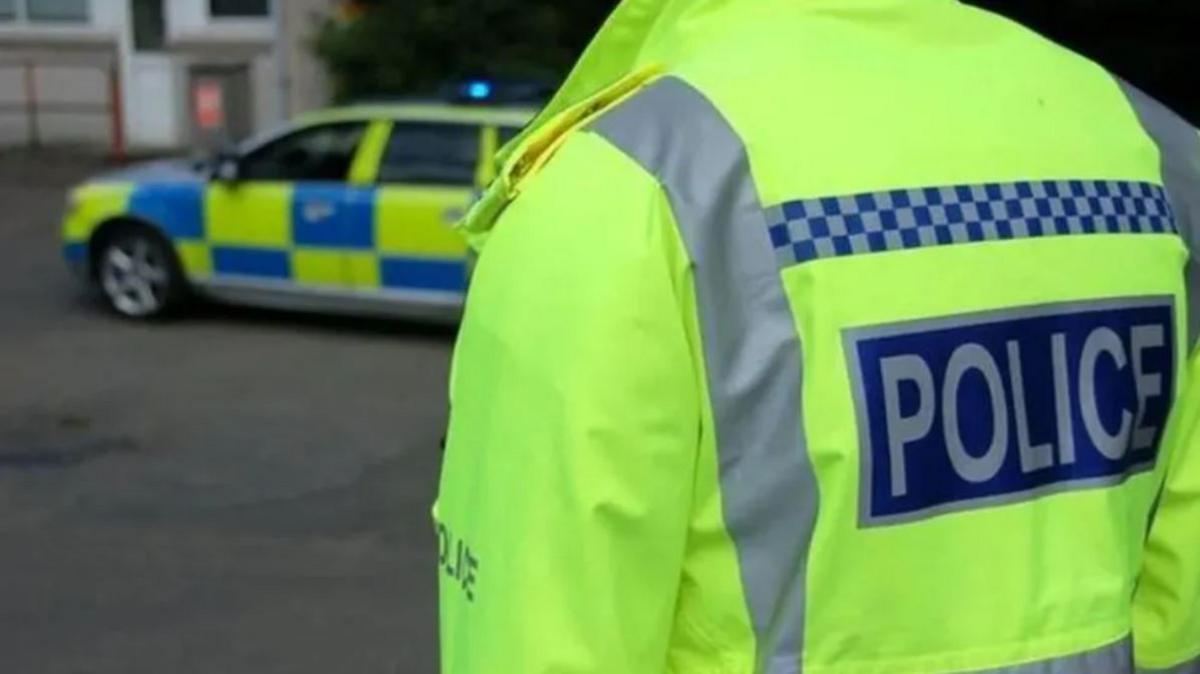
[378, 123, 480, 186]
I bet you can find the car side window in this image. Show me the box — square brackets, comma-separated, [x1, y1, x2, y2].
[239, 122, 366, 183]
[378, 123, 480, 186]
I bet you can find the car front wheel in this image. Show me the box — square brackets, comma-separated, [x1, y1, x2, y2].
[96, 226, 184, 319]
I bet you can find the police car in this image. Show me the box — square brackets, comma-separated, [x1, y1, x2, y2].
[61, 85, 535, 320]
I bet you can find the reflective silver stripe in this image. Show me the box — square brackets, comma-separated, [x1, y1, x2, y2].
[973, 637, 1132, 674]
[1117, 80, 1200, 346]
[591, 77, 817, 673]
[1138, 654, 1200, 674]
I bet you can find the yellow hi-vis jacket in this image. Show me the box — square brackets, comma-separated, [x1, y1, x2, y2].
[436, 1, 1200, 672]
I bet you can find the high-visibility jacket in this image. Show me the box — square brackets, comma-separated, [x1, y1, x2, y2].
[436, 1, 1200, 672]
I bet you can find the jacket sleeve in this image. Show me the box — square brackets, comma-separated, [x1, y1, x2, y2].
[436, 130, 700, 674]
[1133, 344, 1200, 672]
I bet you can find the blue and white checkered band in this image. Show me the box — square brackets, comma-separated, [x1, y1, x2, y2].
[766, 180, 1176, 267]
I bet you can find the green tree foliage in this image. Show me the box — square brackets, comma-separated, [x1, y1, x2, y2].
[313, 0, 617, 102]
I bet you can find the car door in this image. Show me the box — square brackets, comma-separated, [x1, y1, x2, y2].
[366, 121, 482, 299]
[206, 120, 369, 291]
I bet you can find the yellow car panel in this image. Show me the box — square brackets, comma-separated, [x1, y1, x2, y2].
[375, 187, 473, 258]
[206, 183, 293, 248]
[292, 249, 348, 286]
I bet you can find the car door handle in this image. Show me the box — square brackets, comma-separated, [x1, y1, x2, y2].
[302, 201, 336, 223]
[442, 207, 465, 224]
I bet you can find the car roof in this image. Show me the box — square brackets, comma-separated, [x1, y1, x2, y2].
[296, 103, 538, 128]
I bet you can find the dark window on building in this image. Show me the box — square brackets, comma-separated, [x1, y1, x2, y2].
[240, 122, 367, 183]
[27, 0, 88, 22]
[131, 0, 165, 52]
[0, 0, 15, 21]
[209, 0, 268, 18]
[378, 123, 481, 186]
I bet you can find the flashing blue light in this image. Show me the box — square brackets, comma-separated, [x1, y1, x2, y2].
[465, 81, 493, 100]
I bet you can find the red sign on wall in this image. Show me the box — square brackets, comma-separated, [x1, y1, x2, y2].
[194, 79, 224, 130]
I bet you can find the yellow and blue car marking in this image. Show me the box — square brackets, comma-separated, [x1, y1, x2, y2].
[62, 102, 532, 317]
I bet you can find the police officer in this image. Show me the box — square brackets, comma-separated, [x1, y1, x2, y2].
[436, 1, 1200, 672]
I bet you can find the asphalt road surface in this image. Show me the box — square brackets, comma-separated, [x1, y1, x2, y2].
[0, 150, 448, 673]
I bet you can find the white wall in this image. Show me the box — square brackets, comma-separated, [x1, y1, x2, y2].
[90, 0, 124, 30]
[280, 0, 335, 116]
[0, 0, 120, 37]
[126, 56, 180, 148]
[0, 0, 127, 148]
[167, 0, 273, 43]
[251, 53, 279, 129]
[167, 0, 207, 33]
[34, 64, 112, 143]
[122, 0, 276, 150]
[0, 0, 279, 150]
[86, 0, 179, 150]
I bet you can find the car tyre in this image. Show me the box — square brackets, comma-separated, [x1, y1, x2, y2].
[95, 224, 186, 320]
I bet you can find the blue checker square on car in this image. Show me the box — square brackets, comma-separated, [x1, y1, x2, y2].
[129, 183, 205, 240]
[212, 247, 290, 279]
[380, 256, 467, 292]
[291, 186, 376, 249]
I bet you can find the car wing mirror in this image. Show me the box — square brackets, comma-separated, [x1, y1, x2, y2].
[212, 149, 241, 183]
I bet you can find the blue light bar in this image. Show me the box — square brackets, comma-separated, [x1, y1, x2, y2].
[465, 81, 493, 100]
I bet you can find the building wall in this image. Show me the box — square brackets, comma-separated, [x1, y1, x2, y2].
[0, 0, 482, 151]
[251, 51, 280, 130]
[0, 0, 124, 148]
[279, 0, 336, 117]
[0, 0, 293, 152]
[161, 0, 276, 149]
[167, 0, 273, 44]
[34, 63, 113, 143]
[126, 54, 180, 149]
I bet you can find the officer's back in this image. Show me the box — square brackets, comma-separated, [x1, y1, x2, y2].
[437, 1, 1200, 672]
